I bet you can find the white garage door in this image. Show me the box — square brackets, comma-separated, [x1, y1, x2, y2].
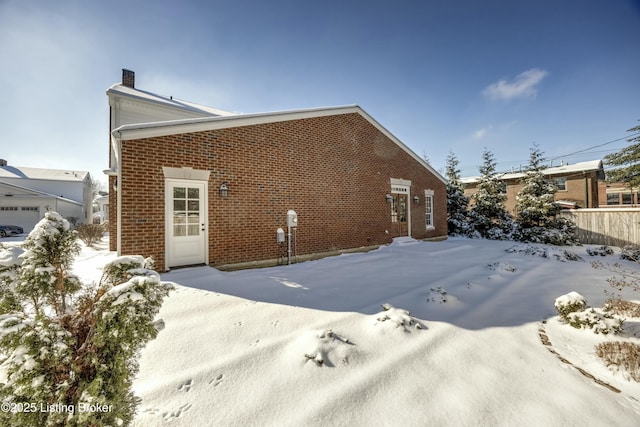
[0, 207, 41, 234]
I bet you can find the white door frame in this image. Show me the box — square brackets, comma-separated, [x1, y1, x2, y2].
[165, 178, 209, 268]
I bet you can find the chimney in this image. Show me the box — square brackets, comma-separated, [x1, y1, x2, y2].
[122, 69, 135, 88]
[0, 159, 7, 167]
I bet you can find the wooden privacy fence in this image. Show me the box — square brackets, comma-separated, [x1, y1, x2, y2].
[559, 208, 640, 247]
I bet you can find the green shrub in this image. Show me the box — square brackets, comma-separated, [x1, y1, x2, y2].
[0, 212, 172, 426]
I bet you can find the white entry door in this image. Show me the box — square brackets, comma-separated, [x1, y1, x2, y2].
[166, 180, 207, 268]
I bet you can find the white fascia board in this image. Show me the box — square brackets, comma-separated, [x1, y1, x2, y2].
[112, 105, 360, 140]
[113, 104, 447, 184]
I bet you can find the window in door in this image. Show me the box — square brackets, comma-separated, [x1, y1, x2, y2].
[390, 194, 408, 236]
[173, 186, 201, 237]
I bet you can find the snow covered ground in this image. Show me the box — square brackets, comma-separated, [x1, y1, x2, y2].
[63, 236, 640, 426]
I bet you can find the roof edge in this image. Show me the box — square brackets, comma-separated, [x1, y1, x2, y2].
[111, 104, 446, 184]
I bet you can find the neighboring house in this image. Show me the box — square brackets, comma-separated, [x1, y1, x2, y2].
[106, 69, 447, 271]
[461, 160, 606, 214]
[604, 182, 639, 206]
[0, 160, 92, 232]
[93, 193, 109, 224]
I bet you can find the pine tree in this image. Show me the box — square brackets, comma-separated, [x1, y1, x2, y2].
[445, 151, 471, 235]
[0, 212, 172, 426]
[515, 144, 558, 228]
[469, 148, 513, 239]
[604, 121, 640, 188]
[514, 145, 579, 245]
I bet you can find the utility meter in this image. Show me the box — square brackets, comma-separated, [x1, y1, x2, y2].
[276, 228, 285, 243]
[287, 210, 298, 227]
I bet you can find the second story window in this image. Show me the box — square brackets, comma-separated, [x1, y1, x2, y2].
[552, 177, 567, 191]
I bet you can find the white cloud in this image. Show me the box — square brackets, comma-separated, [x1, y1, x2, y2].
[482, 68, 549, 101]
[472, 126, 493, 140]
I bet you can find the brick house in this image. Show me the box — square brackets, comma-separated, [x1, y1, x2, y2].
[106, 70, 447, 271]
[461, 160, 605, 214]
[604, 181, 640, 206]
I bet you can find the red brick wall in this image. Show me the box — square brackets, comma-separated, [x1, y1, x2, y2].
[116, 113, 446, 270]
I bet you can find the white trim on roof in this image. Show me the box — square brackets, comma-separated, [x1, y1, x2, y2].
[107, 84, 235, 117]
[111, 105, 446, 184]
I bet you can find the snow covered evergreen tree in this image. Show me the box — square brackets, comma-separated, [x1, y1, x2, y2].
[514, 145, 579, 245]
[445, 151, 471, 235]
[0, 212, 172, 426]
[604, 121, 640, 188]
[515, 145, 558, 228]
[468, 148, 513, 239]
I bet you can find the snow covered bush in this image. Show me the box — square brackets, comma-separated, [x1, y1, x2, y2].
[506, 244, 582, 262]
[621, 245, 640, 263]
[373, 304, 425, 332]
[0, 212, 172, 427]
[565, 308, 623, 335]
[554, 292, 587, 320]
[301, 329, 354, 367]
[555, 292, 623, 335]
[587, 246, 614, 257]
[426, 287, 448, 303]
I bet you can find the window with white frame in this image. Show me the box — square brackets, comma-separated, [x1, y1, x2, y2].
[552, 177, 567, 191]
[424, 189, 434, 229]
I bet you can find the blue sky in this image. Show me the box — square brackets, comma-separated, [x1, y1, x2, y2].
[1, 0, 639, 184]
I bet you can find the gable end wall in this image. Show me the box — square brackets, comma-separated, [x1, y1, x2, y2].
[115, 113, 446, 270]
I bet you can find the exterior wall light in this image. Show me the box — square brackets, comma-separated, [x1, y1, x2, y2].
[413, 195, 419, 204]
[219, 182, 229, 198]
[385, 194, 393, 203]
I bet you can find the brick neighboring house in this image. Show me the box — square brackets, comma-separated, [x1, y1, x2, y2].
[604, 182, 640, 206]
[461, 160, 605, 215]
[106, 70, 447, 271]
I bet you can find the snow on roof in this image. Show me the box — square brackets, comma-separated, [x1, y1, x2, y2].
[461, 160, 603, 184]
[107, 83, 236, 118]
[0, 180, 83, 205]
[0, 165, 90, 182]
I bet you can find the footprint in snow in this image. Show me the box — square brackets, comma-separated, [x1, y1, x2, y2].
[162, 403, 193, 421]
[178, 379, 193, 392]
[208, 374, 224, 387]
